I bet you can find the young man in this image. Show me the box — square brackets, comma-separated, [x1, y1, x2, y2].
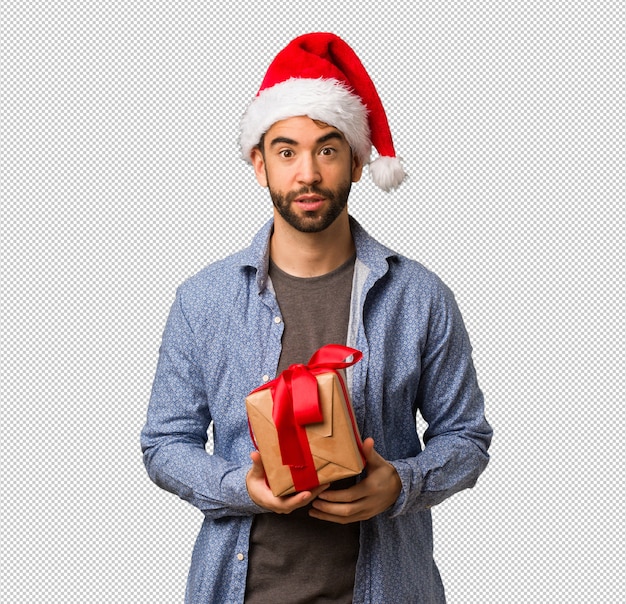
[141, 33, 492, 603]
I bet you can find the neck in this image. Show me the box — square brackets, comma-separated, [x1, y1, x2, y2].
[270, 211, 354, 278]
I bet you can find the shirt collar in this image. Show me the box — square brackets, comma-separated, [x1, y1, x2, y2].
[349, 216, 397, 279]
[238, 216, 398, 293]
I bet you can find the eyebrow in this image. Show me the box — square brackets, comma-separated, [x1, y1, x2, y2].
[268, 131, 345, 148]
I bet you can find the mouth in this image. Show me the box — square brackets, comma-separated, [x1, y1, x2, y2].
[293, 194, 325, 211]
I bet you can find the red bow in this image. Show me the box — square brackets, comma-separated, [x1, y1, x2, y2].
[252, 344, 363, 492]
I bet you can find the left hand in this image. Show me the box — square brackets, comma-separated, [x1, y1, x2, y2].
[309, 438, 402, 524]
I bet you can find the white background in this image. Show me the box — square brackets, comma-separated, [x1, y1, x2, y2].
[2, 2, 624, 602]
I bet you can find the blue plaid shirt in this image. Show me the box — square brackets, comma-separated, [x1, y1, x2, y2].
[141, 217, 492, 603]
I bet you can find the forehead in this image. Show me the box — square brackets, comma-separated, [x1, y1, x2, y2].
[265, 116, 347, 144]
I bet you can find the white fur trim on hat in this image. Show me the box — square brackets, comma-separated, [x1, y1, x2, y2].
[240, 78, 371, 163]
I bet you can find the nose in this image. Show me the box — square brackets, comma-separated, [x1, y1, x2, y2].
[297, 154, 321, 186]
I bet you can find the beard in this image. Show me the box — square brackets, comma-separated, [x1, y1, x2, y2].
[268, 181, 352, 233]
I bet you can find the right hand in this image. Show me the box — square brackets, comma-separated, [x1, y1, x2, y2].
[246, 451, 329, 514]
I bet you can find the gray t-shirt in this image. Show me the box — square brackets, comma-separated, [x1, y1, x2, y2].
[245, 255, 359, 603]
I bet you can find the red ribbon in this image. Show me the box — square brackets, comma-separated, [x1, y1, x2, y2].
[251, 344, 363, 492]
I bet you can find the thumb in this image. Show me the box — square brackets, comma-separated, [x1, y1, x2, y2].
[362, 437, 382, 465]
[249, 450, 266, 477]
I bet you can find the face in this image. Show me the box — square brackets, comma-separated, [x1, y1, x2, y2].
[251, 116, 363, 233]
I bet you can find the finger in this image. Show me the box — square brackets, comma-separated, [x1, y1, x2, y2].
[309, 501, 362, 524]
[311, 495, 361, 512]
[361, 438, 388, 469]
[361, 437, 375, 458]
[296, 483, 331, 504]
[309, 483, 331, 498]
[280, 491, 314, 511]
[316, 483, 363, 502]
[248, 451, 265, 476]
[275, 485, 330, 513]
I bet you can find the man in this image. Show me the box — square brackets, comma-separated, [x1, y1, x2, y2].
[141, 33, 492, 603]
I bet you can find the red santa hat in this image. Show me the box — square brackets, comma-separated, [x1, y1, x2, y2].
[240, 32, 406, 192]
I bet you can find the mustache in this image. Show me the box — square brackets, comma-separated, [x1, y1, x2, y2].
[284, 186, 334, 202]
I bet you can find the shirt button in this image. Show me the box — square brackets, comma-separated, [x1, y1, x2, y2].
[237, 553, 244, 561]
[274, 316, 282, 324]
[262, 374, 269, 382]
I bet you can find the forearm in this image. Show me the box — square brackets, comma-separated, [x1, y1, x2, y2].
[142, 435, 265, 519]
[142, 290, 267, 519]
[386, 280, 492, 514]
[389, 430, 491, 514]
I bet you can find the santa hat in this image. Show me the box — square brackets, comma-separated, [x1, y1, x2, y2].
[240, 32, 406, 192]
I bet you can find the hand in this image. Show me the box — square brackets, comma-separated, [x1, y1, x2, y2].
[246, 450, 330, 514]
[309, 438, 402, 524]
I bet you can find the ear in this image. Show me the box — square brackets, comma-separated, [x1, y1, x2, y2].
[250, 147, 268, 187]
[351, 153, 364, 183]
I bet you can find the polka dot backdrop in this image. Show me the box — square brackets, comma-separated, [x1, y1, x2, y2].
[2, 2, 624, 602]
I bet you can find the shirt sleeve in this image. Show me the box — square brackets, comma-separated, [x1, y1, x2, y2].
[140, 289, 265, 519]
[388, 283, 493, 515]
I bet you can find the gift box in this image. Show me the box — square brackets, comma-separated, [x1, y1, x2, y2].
[246, 344, 365, 496]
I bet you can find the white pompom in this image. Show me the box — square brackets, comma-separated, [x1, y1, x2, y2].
[368, 156, 407, 192]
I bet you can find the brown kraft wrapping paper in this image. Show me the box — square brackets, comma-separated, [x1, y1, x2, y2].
[246, 370, 364, 497]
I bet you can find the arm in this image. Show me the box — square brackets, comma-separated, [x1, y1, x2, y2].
[307, 282, 491, 522]
[140, 290, 265, 520]
[390, 284, 493, 514]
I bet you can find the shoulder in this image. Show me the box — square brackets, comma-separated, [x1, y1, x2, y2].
[183, 249, 248, 290]
[351, 217, 453, 301]
[359, 241, 454, 315]
[175, 220, 271, 310]
[172, 249, 253, 324]
[387, 254, 453, 300]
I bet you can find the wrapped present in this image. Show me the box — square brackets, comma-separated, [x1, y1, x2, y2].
[246, 344, 365, 496]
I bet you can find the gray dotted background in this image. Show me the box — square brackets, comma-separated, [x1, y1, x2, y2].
[2, 2, 624, 602]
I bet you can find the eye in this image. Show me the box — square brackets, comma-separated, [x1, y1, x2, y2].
[320, 147, 336, 156]
[279, 149, 294, 158]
